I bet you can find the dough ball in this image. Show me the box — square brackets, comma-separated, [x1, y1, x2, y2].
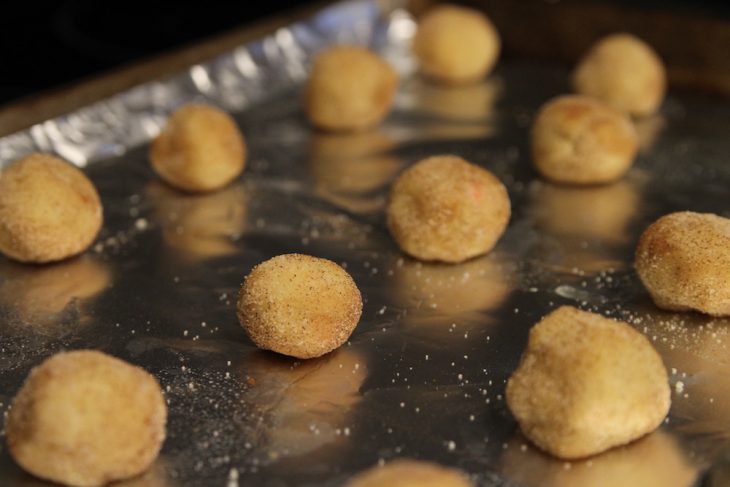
[387, 155, 510, 263]
[414, 5, 500, 84]
[305, 46, 398, 132]
[237, 253, 362, 359]
[150, 103, 246, 193]
[345, 460, 473, 487]
[572, 34, 666, 117]
[506, 306, 670, 459]
[0, 153, 102, 264]
[5, 350, 167, 487]
[531, 95, 638, 185]
[635, 211, 730, 316]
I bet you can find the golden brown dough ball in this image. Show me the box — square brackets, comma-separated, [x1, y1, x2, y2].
[387, 155, 510, 263]
[0, 153, 102, 264]
[531, 95, 638, 185]
[573, 33, 666, 117]
[414, 5, 500, 84]
[150, 103, 246, 193]
[237, 253, 362, 359]
[506, 306, 670, 459]
[305, 46, 398, 132]
[5, 350, 167, 487]
[635, 211, 730, 316]
[345, 460, 473, 487]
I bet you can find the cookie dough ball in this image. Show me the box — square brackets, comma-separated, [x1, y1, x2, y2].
[531, 95, 639, 185]
[345, 460, 473, 487]
[0, 153, 102, 264]
[387, 155, 510, 263]
[573, 33, 666, 117]
[150, 103, 246, 193]
[636, 211, 730, 316]
[237, 254, 362, 359]
[305, 46, 398, 132]
[506, 306, 670, 459]
[5, 350, 167, 487]
[414, 5, 500, 84]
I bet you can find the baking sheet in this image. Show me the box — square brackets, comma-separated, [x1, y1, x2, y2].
[1, 1, 730, 486]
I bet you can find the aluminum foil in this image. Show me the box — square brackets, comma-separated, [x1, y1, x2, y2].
[1, 1, 730, 486]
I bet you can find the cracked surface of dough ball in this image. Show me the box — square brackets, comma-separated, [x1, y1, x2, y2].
[573, 33, 666, 117]
[414, 5, 500, 84]
[387, 155, 510, 263]
[345, 460, 473, 487]
[531, 95, 638, 185]
[305, 46, 397, 132]
[5, 350, 167, 487]
[150, 103, 246, 192]
[0, 153, 102, 263]
[636, 211, 730, 316]
[237, 253, 362, 359]
[506, 306, 670, 459]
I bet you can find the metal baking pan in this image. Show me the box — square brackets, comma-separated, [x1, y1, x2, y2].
[1, 1, 729, 485]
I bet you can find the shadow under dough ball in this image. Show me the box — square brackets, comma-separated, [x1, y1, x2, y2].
[305, 45, 398, 132]
[150, 103, 246, 193]
[237, 253, 363, 359]
[5, 350, 167, 487]
[386, 155, 510, 263]
[0, 153, 102, 264]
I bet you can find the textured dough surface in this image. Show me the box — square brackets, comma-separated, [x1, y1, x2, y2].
[237, 253, 363, 359]
[572, 33, 666, 117]
[0, 153, 102, 263]
[506, 306, 670, 459]
[531, 95, 638, 185]
[5, 350, 167, 487]
[414, 5, 500, 84]
[305, 46, 397, 131]
[636, 211, 730, 316]
[387, 155, 510, 263]
[150, 103, 246, 192]
[345, 459, 473, 487]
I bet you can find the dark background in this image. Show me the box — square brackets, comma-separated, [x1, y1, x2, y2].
[1, 0, 728, 107]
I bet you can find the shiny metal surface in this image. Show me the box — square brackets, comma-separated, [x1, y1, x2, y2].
[1, 1, 730, 486]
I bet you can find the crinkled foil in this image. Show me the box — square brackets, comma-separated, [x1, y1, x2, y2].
[1, 1, 730, 486]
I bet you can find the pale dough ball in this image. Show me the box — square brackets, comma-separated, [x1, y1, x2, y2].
[5, 350, 167, 487]
[414, 5, 500, 84]
[531, 95, 638, 185]
[506, 306, 670, 459]
[237, 253, 363, 359]
[305, 46, 398, 132]
[150, 103, 246, 193]
[387, 155, 510, 263]
[635, 211, 730, 316]
[345, 460, 473, 487]
[0, 153, 103, 263]
[573, 33, 666, 117]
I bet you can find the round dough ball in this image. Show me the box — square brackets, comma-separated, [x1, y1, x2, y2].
[5, 350, 167, 487]
[237, 253, 362, 359]
[531, 95, 639, 185]
[413, 5, 500, 84]
[572, 33, 666, 117]
[636, 211, 730, 316]
[387, 155, 510, 263]
[0, 153, 102, 263]
[305, 46, 398, 132]
[506, 306, 670, 459]
[345, 460, 473, 487]
[150, 103, 246, 193]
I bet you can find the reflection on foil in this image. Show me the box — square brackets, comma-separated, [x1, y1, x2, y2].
[146, 181, 248, 261]
[501, 431, 697, 487]
[0, 255, 110, 329]
[242, 349, 366, 458]
[635, 115, 666, 153]
[400, 76, 503, 122]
